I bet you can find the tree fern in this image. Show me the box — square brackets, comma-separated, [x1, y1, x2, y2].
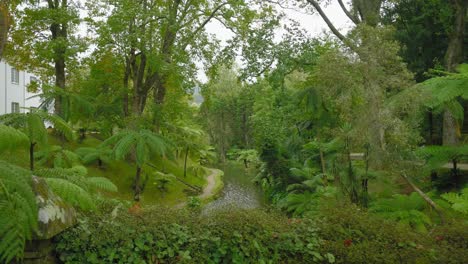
[370, 192, 431, 232]
[0, 110, 74, 170]
[85, 177, 118, 192]
[418, 64, 468, 121]
[36, 145, 81, 168]
[416, 145, 468, 171]
[0, 125, 29, 153]
[43, 178, 95, 210]
[34, 166, 117, 209]
[102, 129, 171, 201]
[75, 146, 112, 167]
[442, 188, 468, 214]
[0, 161, 37, 263]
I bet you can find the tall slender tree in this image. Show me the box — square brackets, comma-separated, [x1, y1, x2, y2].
[5, 0, 85, 117]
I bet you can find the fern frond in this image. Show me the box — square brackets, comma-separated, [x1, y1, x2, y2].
[0, 125, 29, 153]
[85, 177, 118, 192]
[442, 188, 468, 214]
[0, 161, 37, 263]
[41, 113, 75, 141]
[44, 178, 95, 210]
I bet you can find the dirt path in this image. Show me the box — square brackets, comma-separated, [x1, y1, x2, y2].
[199, 169, 217, 199]
[175, 168, 220, 208]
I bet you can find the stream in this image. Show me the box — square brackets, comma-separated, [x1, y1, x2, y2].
[203, 162, 265, 212]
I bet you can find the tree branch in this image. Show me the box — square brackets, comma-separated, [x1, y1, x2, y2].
[181, 2, 229, 50]
[401, 173, 445, 224]
[306, 0, 346, 42]
[337, 0, 360, 25]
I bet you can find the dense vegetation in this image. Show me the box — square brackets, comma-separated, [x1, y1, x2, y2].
[0, 0, 467, 263]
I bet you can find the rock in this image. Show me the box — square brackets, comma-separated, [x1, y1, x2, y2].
[18, 177, 77, 264]
[31, 176, 77, 240]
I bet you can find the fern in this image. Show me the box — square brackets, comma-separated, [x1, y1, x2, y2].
[0, 161, 37, 263]
[34, 166, 117, 209]
[442, 188, 468, 214]
[36, 145, 81, 168]
[75, 146, 112, 166]
[419, 63, 468, 120]
[416, 145, 468, 171]
[102, 129, 171, 200]
[85, 177, 118, 192]
[43, 178, 95, 210]
[370, 192, 431, 232]
[0, 125, 29, 153]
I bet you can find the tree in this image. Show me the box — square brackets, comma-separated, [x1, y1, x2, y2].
[165, 123, 205, 178]
[441, 0, 467, 146]
[6, 0, 86, 117]
[0, 0, 22, 60]
[298, 0, 383, 50]
[103, 129, 171, 201]
[90, 0, 265, 127]
[0, 110, 74, 171]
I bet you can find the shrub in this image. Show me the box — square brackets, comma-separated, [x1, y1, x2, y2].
[55, 206, 333, 263]
[316, 203, 431, 263]
[314, 203, 468, 263]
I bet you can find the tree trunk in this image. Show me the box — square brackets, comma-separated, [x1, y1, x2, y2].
[29, 142, 36, 171]
[443, 110, 459, 146]
[401, 173, 444, 224]
[452, 159, 460, 188]
[49, 0, 68, 118]
[183, 147, 189, 178]
[0, 2, 9, 61]
[134, 166, 142, 201]
[123, 56, 131, 117]
[352, 0, 383, 26]
[443, 0, 466, 146]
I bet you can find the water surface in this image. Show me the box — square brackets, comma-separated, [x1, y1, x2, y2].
[204, 162, 265, 212]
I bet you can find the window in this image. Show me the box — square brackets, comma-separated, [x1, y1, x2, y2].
[11, 68, 19, 84]
[11, 102, 20, 113]
[30, 76, 37, 83]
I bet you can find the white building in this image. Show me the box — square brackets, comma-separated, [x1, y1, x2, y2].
[0, 61, 41, 115]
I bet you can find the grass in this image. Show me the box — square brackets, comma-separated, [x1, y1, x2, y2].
[1, 133, 210, 206]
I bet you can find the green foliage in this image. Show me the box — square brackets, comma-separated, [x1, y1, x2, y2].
[0, 161, 37, 263]
[186, 196, 201, 211]
[416, 145, 468, 170]
[36, 145, 81, 168]
[227, 148, 259, 167]
[316, 204, 444, 263]
[442, 188, 468, 214]
[103, 129, 171, 167]
[55, 207, 332, 263]
[34, 166, 117, 210]
[370, 192, 432, 232]
[75, 146, 113, 166]
[0, 124, 29, 153]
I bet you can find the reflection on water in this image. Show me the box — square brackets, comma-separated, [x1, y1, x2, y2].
[203, 162, 265, 212]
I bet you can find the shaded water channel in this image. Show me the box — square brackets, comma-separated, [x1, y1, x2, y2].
[204, 162, 265, 212]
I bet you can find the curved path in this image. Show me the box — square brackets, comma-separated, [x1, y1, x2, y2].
[175, 168, 221, 208]
[199, 169, 217, 199]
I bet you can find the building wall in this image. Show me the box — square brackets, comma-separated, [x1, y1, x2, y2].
[0, 61, 40, 115]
